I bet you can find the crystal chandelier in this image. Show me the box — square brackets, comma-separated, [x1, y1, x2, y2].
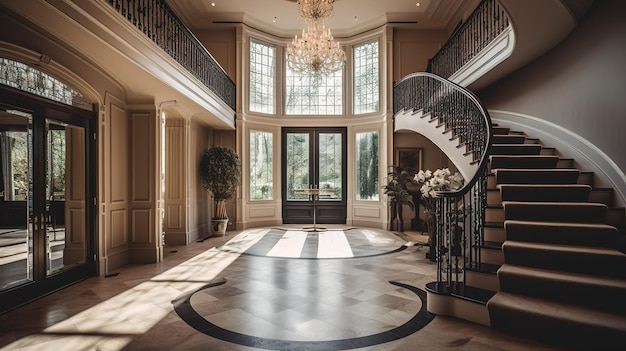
[297, 0, 335, 22]
[286, 0, 345, 75]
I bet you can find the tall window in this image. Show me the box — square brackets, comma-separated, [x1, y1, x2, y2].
[353, 41, 379, 114]
[249, 130, 273, 200]
[249, 41, 275, 114]
[285, 65, 343, 115]
[356, 131, 379, 200]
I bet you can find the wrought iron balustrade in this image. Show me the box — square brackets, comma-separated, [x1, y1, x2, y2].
[393, 72, 492, 292]
[428, 0, 510, 79]
[106, 0, 236, 111]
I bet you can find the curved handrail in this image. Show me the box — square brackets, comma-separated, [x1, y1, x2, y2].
[393, 72, 493, 198]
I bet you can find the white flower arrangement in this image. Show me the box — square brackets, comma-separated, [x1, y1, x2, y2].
[414, 168, 464, 212]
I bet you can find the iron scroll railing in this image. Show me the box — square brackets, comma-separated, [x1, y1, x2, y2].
[428, 0, 510, 79]
[105, 0, 236, 111]
[394, 72, 493, 292]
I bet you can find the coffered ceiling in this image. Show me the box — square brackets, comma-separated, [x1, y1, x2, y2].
[167, 0, 481, 37]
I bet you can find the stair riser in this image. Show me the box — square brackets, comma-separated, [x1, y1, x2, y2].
[498, 270, 626, 313]
[491, 145, 542, 155]
[495, 170, 580, 185]
[489, 156, 559, 171]
[505, 222, 618, 248]
[504, 203, 608, 223]
[499, 186, 591, 202]
[487, 190, 501, 206]
[480, 248, 504, 265]
[502, 246, 626, 278]
[486, 208, 504, 223]
[484, 226, 506, 242]
[466, 271, 500, 291]
[589, 189, 614, 206]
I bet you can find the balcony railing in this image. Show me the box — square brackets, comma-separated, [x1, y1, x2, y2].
[106, 0, 236, 111]
[428, 0, 510, 79]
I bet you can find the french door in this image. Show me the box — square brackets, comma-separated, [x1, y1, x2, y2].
[0, 88, 95, 312]
[282, 127, 347, 224]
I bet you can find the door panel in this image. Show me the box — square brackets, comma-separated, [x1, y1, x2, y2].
[282, 127, 346, 225]
[0, 110, 33, 290]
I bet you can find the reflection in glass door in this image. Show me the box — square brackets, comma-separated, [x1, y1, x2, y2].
[0, 110, 33, 290]
[45, 120, 86, 276]
[282, 127, 346, 224]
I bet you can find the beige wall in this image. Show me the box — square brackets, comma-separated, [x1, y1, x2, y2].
[478, 0, 626, 174]
[392, 28, 447, 82]
[196, 28, 238, 83]
[190, 119, 211, 240]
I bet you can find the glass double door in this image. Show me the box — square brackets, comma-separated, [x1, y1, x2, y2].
[282, 127, 347, 225]
[0, 92, 95, 312]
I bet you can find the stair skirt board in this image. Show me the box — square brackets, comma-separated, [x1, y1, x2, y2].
[426, 287, 492, 326]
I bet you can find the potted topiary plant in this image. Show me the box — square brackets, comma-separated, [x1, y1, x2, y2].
[199, 146, 241, 236]
[383, 165, 415, 232]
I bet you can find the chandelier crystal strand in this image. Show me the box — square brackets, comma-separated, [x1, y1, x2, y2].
[297, 0, 335, 21]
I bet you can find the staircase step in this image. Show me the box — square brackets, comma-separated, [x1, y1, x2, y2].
[490, 144, 542, 155]
[492, 126, 510, 135]
[589, 187, 614, 206]
[492, 135, 527, 144]
[504, 220, 618, 248]
[577, 171, 594, 185]
[480, 244, 504, 265]
[486, 206, 504, 223]
[539, 147, 556, 155]
[466, 263, 501, 292]
[497, 264, 626, 313]
[484, 224, 506, 242]
[498, 184, 591, 202]
[486, 188, 501, 206]
[501, 240, 626, 278]
[487, 291, 626, 349]
[503, 201, 608, 223]
[489, 155, 560, 170]
[495, 168, 580, 184]
[556, 158, 574, 168]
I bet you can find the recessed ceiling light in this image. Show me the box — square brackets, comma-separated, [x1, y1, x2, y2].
[273, 16, 277, 23]
[416, 2, 421, 6]
[210, 2, 216, 6]
[354, 16, 358, 22]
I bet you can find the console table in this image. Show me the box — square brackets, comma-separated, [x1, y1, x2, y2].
[293, 186, 335, 232]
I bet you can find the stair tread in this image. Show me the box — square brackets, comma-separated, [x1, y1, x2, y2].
[488, 291, 626, 330]
[498, 264, 626, 286]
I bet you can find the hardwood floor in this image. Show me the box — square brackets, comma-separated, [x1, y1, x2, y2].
[0, 227, 568, 350]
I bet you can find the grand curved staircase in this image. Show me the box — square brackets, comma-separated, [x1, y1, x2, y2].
[393, 0, 625, 347]
[481, 125, 626, 348]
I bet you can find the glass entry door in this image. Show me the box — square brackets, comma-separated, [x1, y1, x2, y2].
[282, 127, 346, 224]
[0, 91, 95, 312]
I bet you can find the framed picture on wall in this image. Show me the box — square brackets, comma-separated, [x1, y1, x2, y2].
[396, 147, 423, 175]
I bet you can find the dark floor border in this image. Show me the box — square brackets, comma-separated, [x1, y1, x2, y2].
[172, 278, 434, 350]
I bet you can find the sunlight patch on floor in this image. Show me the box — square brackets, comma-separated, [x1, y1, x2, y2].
[0, 228, 271, 351]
